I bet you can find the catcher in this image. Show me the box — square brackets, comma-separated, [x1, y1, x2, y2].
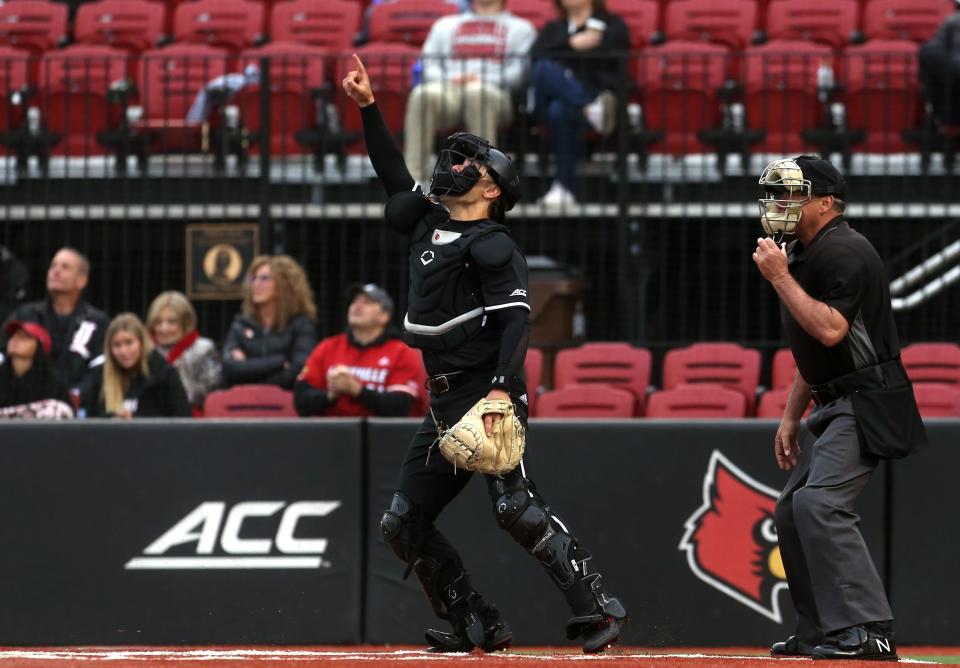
[343, 54, 628, 654]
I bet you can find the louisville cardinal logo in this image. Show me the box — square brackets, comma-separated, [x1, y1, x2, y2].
[679, 451, 788, 622]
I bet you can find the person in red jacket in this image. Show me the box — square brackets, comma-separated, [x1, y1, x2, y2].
[294, 283, 423, 417]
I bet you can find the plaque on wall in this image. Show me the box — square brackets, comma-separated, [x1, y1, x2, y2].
[186, 224, 259, 300]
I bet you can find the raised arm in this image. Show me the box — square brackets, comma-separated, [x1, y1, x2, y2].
[342, 53, 416, 197]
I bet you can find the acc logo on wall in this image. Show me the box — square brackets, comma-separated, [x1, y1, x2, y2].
[125, 501, 340, 570]
[679, 451, 788, 622]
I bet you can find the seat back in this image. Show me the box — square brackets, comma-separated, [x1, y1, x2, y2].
[173, 0, 265, 57]
[536, 385, 636, 418]
[138, 43, 229, 121]
[770, 347, 797, 389]
[665, 0, 757, 52]
[39, 44, 129, 155]
[647, 384, 747, 418]
[368, 0, 460, 48]
[505, 0, 555, 30]
[271, 0, 362, 50]
[74, 0, 166, 57]
[662, 342, 761, 412]
[844, 39, 919, 152]
[902, 342, 960, 385]
[204, 384, 297, 417]
[0, 46, 29, 134]
[862, 0, 954, 43]
[524, 346, 544, 416]
[638, 40, 729, 153]
[756, 387, 812, 418]
[237, 41, 328, 155]
[912, 382, 960, 417]
[553, 342, 651, 415]
[607, 0, 661, 49]
[765, 0, 859, 50]
[0, 1, 68, 60]
[337, 43, 420, 142]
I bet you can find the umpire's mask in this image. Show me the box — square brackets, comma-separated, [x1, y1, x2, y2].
[757, 158, 811, 243]
[430, 133, 520, 212]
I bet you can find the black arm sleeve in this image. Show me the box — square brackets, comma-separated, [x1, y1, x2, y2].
[223, 353, 286, 386]
[356, 388, 415, 417]
[164, 368, 193, 417]
[294, 379, 333, 416]
[361, 103, 416, 197]
[491, 307, 529, 391]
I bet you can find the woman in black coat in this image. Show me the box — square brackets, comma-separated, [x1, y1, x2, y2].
[0, 320, 72, 418]
[222, 255, 318, 389]
[81, 313, 191, 418]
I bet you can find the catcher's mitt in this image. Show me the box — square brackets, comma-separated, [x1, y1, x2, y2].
[438, 398, 525, 475]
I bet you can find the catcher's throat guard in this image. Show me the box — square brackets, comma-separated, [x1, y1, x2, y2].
[429, 133, 520, 211]
[437, 398, 525, 475]
[758, 158, 811, 242]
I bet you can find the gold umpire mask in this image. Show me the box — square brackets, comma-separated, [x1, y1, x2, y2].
[757, 159, 811, 242]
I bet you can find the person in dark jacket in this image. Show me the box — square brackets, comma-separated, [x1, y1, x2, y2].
[2, 247, 109, 392]
[0, 245, 28, 325]
[81, 313, 191, 418]
[222, 255, 318, 390]
[0, 320, 73, 419]
[920, 7, 960, 125]
[529, 0, 630, 206]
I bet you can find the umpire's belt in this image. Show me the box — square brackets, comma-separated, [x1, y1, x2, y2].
[809, 358, 910, 406]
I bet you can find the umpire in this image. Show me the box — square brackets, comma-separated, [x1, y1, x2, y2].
[753, 156, 926, 661]
[342, 54, 627, 654]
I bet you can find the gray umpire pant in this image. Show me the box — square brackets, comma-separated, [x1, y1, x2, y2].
[774, 396, 893, 643]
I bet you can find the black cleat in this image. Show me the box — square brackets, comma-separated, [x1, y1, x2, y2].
[425, 604, 513, 653]
[771, 635, 818, 657]
[578, 613, 628, 654]
[812, 625, 898, 661]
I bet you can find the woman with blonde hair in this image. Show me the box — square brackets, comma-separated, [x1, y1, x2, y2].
[147, 291, 221, 413]
[81, 313, 191, 418]
[222, 255, 318, 389]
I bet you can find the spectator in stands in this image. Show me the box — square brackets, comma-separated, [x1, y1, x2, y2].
[222, 255, 318, 390]
[530, 0, 630, 206]
[146, 291, 222, 414]
[403, 0, 537, 186]
[0, 320, 73, 419]
[0, 245, 28, 324]
[2, 247, 109, 393]
[920, 5, 960, 125]
[81, 313, 191, 419]
[295, 283, 422, 417]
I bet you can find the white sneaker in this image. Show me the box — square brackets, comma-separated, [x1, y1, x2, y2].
[538, 181, 577, 207]
[583, 91, 616, 136]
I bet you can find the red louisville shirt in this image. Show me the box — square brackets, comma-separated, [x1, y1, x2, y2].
[297, 333, 422, 417]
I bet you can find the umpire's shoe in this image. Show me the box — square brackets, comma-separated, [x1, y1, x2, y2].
[771, 635, 818, 656]
[812, 623, 898, 661]
[564, 573, 629, 653]
[425, 602, 513, 653]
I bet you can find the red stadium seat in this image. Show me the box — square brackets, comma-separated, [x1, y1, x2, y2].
[38, 44, 129, 156]
[771, 347, 797, 389]
[662, 342, 761, 413]
[204, 384, 297, 417]
[136, 43, 229, 153]
[742, 40, 832, 153]
[607, 0, 660, 50]
[236, 42, 329, 156]
[368, 0, 460, 48]
[765, 0, 859, 50]
[0, 1, 67, 78]
[646, 385, 747, 418]
[553, 342, 652, 415]
[336, 43, 420, 147]
[637, 40, 730, 154]
[901, 342, 960, 385]
[844, 39, 920, 152]
[173, 0, 265, 59]
[756, 387, 812, 418]
[74, 0, 167, 60]
[862, 0, 954, 43]
[0, 46, 29, 146]
[664, 0, 757, 52]
[912, 382, 960, 417]
[536, 385, 636, 418]
[524, 346, 544, 415]
[505, 0, 555, 30]
[271, 0, 363, 51]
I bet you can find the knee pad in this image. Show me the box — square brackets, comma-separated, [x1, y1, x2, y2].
[381, 492, 420, 563]
[494, 487, 552, 552]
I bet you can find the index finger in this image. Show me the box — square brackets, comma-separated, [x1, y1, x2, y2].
[352, 53, 367, 76]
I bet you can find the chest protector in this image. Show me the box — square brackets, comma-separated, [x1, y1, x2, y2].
[403, 217, 507, 352]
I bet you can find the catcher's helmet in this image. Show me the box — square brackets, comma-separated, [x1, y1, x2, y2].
[758, 155, 845, 241]
[429, 133, 521, 212]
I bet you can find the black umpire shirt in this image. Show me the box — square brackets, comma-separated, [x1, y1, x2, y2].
[782, 216, 900, 386]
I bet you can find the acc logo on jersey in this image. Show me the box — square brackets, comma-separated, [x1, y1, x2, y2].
[679, 451, 788, 622]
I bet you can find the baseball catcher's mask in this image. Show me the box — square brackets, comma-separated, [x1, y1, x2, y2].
[757, 158, 811, 242]
[430, 133, 520, 211]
